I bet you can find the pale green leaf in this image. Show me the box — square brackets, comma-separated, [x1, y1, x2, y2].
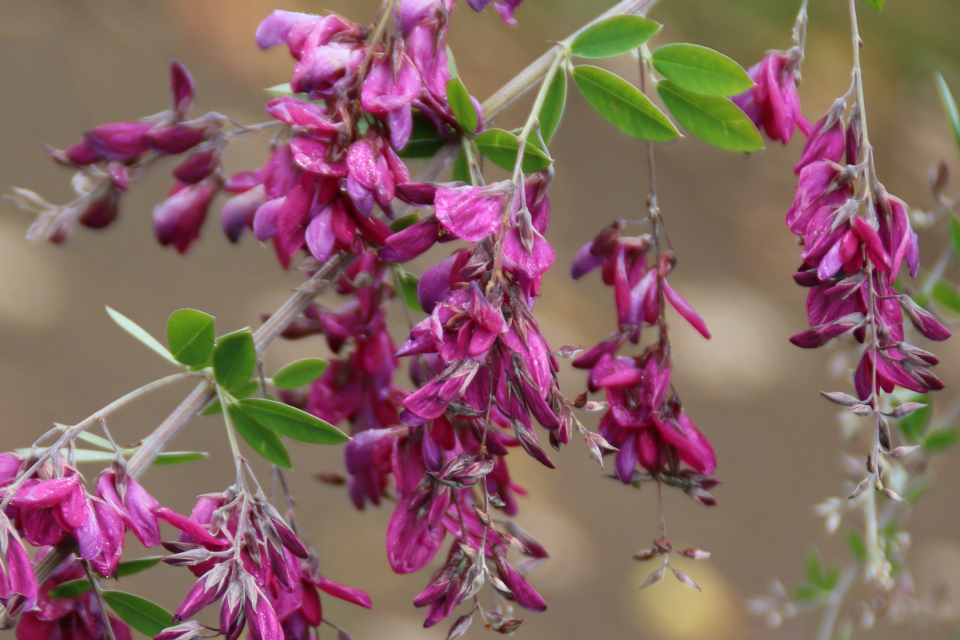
[539, 70, 567, 144]
[227, 403, 292, 468]
[167, 309, 215, 368]
[935, 73, 960, 154]
[106, 307, 178, 366]
[213, 329, 256, 391]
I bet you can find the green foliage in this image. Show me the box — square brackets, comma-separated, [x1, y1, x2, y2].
[656, 80, 763, 151]
[48, 578, 92, 599]
[474, 129, 552, 172]
[102, 591, 174, 637]
[213, 329, 256, 391]
[936, 73, 960, 153]
[539, 70, 567, 145]
[227, 403, 292, 468]
[902, 472, 934, 504]
[932, 278, 960, 314]
[572, 66, 679, 141]
[861, 0, 884, 8]
[452, 148, 472, 184]
[896, 392, 931, 442]
[390, 214, 420, 232]
[446, 77, 478, 134]
[237, 398, 349, 444]
[106, 307, 178, 366]
[570, 15, 660, 59]
[201, 380, 258, 415]
[166, 309, 215, 368]
[845, 529, 867, 563]
[398, 112, 448, 158]
[651, 43, 754, 96]
[273, 358, 329, 389]
[395, 268, 423, 312]
[115, 556, 163, 578]
[152, 451, 209, 465]
[923, 427, 959, 453]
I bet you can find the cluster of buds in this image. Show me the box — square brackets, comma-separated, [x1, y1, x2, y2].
[0, 452, 161, 585]
[571, 223, 717, 499]
[14, 550, 131, 640]
[158, 484, 370, 640]
[785, 98, 948, 398]
[15, 62, 229, 251]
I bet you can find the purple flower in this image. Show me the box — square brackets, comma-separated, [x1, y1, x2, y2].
[732, 51, 812, 144]
[153, 178, 221, 254]
[434, 182, 512, 242]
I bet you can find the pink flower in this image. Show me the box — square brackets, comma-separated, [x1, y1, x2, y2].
[732, 51, 812, 144]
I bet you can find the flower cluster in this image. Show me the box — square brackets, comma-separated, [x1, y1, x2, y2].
[571, 224, 717, 501]
[0, 453, 162, 581]
[784, 100, 949, 399]
[15, 550, 131, 640]
[158, 488, 370, 640]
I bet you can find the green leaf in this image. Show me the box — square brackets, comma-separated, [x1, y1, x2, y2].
[572, 65, 679, 141]
[951, 217, 960, 257]
[273, 358, 329, 389]
[153, 451, 209, 466]
[102, 591, 174, 637]
[937, 73, 960, 154]
[49, 578, 92, 599]
[896, 393, 931, 442]
[116, 556, 163, 578]
[446, 77, 478, 135]
[106, 307, 179, 366]
[651, 43, 754, 96]
[932, 278, 960, 314]
[237, 398, 349, 445]
[657, 80, 763, 151]
[397, 112, 447, 159]
[71, 429, 114, 451]
[570, 15, 660, 59]
[452, 148, 472, 184]
[201, 380, 259, 415]
[166, 309, 215, 368]
[822, 566, 841, 591]
[395, 269, 422, 312]
[539, 70, 567, 144]
[391, 214, 420, 232]
[265, 83, 293, 98]
[791, 584, 823, 603]
[860, 0, 884, 9]
[902, 472, 934, 504]
[213, 329, 256, 391]
[923, 427, 959, 453]
[474, 129, 552, 173]
[805, 549, 824, 587]
[846, 529, 867, 563]
[227, 403, 292, 468]
[69, 450, 115, 464]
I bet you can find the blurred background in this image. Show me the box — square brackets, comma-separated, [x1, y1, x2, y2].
[1, 0, 960, 638]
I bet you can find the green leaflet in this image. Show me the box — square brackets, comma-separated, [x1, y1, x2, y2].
[273, 358, 329, 389]
[572, 66, 679, 142]
[570, 15, 660, 59]
[102, 591, 174, 637]
[539, 70, 567, 144]
[651, 43, 753, 96]
[237, 398, 349, 445]
[474, 129, 552, 173]
[657, 80, 762, 151]
[227, 403, 292, 468]
[166, 309, 215, 368]
[213, 329, 256, 391]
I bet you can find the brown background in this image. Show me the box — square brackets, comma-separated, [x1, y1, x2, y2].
[1, 1, 959, 638]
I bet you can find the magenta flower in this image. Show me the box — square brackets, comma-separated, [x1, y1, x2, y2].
[14, 550, 131, 640]
[467, 0, 527, 25]
[153, 178, 222, 254]
[732, 50, 812, 144]
[434, 182, 512, 242]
